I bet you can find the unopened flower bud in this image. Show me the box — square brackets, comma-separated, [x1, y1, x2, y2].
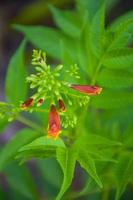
[58, 99, 66, 112]
[37, 98, 44, 107]
[20, 98, 33, 109]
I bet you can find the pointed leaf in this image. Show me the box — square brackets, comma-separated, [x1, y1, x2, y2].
[83, 134, 121, 146]
[5, 40, 27, 105]
[76, 0, 103, 22]
[89, 2, 105, 57]
[108, 10, 133, 31]
[115, 153, 133, 200]
[97, 68, 133, 88]
[77, 151, 103, 188]
[56, 147, 77, 200]
[16, 136, 66, 163]
[49, 5, 82, 38]
[19, 136, 66, 151]
[102, 48, 133, 69]
[106, 19, 133, 50]
[91, 90, 133, 109]
[14, 24, 61, 59]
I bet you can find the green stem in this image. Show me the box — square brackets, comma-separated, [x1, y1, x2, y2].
[16, 115, 43, 133]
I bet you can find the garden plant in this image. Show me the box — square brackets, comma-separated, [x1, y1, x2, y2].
[0, 0, 133, 199]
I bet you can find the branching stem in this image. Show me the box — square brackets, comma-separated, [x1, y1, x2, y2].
[16, 115, 43, 133]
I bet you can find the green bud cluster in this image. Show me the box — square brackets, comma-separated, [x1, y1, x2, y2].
[78, 96, 90, 106]
[0, 102, 18, 122]
[66, 64, 80, 79]
[27, 50, 64, 103]
[61, 112, 77, 128]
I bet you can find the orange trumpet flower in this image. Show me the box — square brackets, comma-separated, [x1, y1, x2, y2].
[70, 85, 102, 95]
[47, 104, 61, 139]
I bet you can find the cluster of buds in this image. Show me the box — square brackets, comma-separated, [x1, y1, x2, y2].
[20, 50, 102, 139]
[20, 97, 44, 110]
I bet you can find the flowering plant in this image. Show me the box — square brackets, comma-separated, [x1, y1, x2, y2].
[0, 0, 133, 200]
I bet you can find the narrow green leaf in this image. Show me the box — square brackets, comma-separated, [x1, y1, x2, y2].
[19, 136, 66, 151]
[89, 1, 105, 57]
[106, 19, 133, 50]
[82, 134, 121, 146]
[76, 0, 103, 22]
[16, 136, 65, 163]
[16, 149, 56, 163]
[91, 90, 133, 109]
[0, 128, 41, 170]
[5, 40, 27, 105]
[102, 48, 133, 69]
[97, 68, 133, 88]
[115, 153, 133, 200]
[49, 5, 82, 38]
[123, 125, 133, 148]
[13, 24, 61, 59]
[77, 151, 103, 188]
[56, 147, 77, 200]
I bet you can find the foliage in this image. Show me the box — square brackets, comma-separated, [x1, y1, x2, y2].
[0, 0, 133, 199]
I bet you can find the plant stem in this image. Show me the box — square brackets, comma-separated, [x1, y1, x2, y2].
[16, 115, 43, 133]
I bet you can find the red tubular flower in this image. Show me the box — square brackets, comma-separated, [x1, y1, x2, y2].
[70, 84, 102, 95]
[37, 98, 44, 106]
[47, 104, 61, 139]
[58, 99, 66, 112]
[20, 98, 33, 109]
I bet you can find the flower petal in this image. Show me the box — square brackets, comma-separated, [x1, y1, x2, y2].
[58, 99, 66, 112]
[47, 104, 61, 139]
[70, 84, 102, 95]
[20, 98, 33, 109]
[37, 98, 44, 107]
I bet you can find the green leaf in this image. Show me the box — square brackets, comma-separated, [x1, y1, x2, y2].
[89, 1, 105, 57]
[91, 90, 133, 109]
[102, 48, 133, 69]
[4, 162, 38, 199]
[106, 19, 133, 50]
[97, 68, 133, 88]
[123, 125, 133, 148]
[56, 147, 77, 200]
[115, 152, 133, 200]
[108, 10, 133, 31]
[5, 40, 27, 105]
[49, 5, 82, 38]
[0, 128, 40, 170]
[84, 134, 121, 146]
[76, 0, 103, 22]
[13, 24, 61, 59]
[19, 136, 66, 151]
[77, 151, 103, 188]
[16, 136, 66, 162]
